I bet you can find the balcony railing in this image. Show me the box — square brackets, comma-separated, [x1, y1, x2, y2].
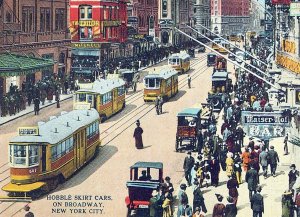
[3, 22, 21, 32]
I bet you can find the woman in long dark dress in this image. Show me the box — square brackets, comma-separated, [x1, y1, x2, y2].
[133, 120, 144, 149]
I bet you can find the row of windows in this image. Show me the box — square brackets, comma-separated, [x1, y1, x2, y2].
[22, 6, 65, 33]
[101, 92, 112, 104]
[9, 145, 39, 167]
[117, 86, 125, 96]
[51, 137, 74, 161]
[86, 121, 99, 138]
[79, 5, 119, 21]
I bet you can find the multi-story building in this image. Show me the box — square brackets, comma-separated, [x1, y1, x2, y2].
[211, 0, 250, 35]
[249, 0, 264, 33]
[194, 0, 211, 35]
[0, 0, 70, 97]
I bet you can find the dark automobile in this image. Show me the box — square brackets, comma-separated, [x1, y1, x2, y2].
[125, 162, 163, 217]
[188, 48, 195, 57]
[207, 53, 217, 66]
[119, 69, 139, 92]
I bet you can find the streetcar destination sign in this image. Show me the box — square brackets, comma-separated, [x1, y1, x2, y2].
[18, 127, 39, 136]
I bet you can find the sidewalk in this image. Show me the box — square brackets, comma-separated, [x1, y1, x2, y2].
[0, 94, 73, 126]
[173, 110, 292, 216]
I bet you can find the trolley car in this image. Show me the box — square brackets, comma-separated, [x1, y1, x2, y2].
[143, 66, 178, 102]
[74, 78, 126, 122]
[168, 51, 190, 74]
[2, 109, 100, 198]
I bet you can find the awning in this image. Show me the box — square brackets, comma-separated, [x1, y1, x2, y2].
[0, 53, 54, 77]
[71, 49, 100, 56]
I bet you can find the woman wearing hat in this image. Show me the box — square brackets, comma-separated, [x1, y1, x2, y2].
[226, 152, 234, 178]
[224, 196, 237, 217]
[282, 190, 294, 217]
[192, 207, 204, 217]
[212, 194, 225, 217]
[133, 120, 144, 149]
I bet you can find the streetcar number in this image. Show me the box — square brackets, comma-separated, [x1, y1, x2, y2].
[29, 168, 37, 174]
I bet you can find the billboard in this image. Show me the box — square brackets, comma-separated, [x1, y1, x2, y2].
[290, 2, 300, 16]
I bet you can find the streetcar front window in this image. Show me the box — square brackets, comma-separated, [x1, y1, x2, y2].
[77, 93, 87, 102]
[12, 145, 26, 166]
[87, 94, 93, 104]
[145, 78, 160, 89]
[168, 58, 179, 65]
[29, 145, 39, 166]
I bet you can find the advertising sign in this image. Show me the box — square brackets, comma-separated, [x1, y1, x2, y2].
[71, 43, 101, 49]
[290, 2, 300, 16]
[18, 127, 39, 136]
[265, 0, 274, 45]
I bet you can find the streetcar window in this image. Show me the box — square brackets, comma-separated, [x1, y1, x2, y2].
[169, 58, 179, 65]
[51, 146, 57, 161]
[87, 94, 93, 104]
[57, 143, 62, 158]
[29, 145, 39, 166]
[78, 93, 86, 102]
[61, 141, 66, 155]
[13, 145, 27, 166]
[66, 139, 70, 153]
[9, 145, 13, 163]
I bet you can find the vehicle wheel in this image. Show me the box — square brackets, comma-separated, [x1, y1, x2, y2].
[100, 114, 107, 123]
[181, 69, 184, 74]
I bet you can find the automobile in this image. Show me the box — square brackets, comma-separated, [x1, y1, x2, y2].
[119, 69, 139, 92]
[125, 162, 163, 217]
[175, 105, 202, 152]
[207, 53, 217, 66]
[235, 51, 244, 64]
[198, 45, 206, 53]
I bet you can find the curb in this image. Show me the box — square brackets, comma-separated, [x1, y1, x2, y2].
[0, 95, 73, 126]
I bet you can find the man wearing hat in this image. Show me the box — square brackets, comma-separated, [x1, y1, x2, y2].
[24, 205, 34, 217]
[224, 196, 237, 217]
[250, 186, 264, 217]
[212, 194, 225, 217]
[164, 176, 174, 197]
[178, 183, 188, 206]
[149, 190, 160, 217]
[177, 199, 193, 217]
[268, 145, 280, 177]
[133, 120, 144, 149]
[288, 164, 299, 190]
[193, 181, 207, 213]
[259, 148, 269, 179]
[246, 164, 259, 201]
[183, 151, 195, 186]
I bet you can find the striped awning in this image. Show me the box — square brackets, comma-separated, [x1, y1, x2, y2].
[0, 53, 54, 77]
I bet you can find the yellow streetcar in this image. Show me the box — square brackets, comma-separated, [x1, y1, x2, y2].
[2, 109, 100, 198]
[168, 51, 191, 74]
[74, 78, 126, 122]
[143, 66, 178, 102]
[218, 41, 230, 54]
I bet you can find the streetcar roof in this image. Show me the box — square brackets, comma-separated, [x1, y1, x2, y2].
[76, 78, 125, 94]
[177, 107, 202, 117]
[10, 109, 100, 144]
[144, 67, 177, 79]
[212, 71, 228, 81]
[130, 161, 163, 169]
[169, 52, 190, 59]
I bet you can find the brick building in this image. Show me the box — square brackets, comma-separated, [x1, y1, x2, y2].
[211, 0, 250, 35]
[0, 0, 70, 97]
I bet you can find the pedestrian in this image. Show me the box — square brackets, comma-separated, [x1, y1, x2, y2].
[212, 194, 225, 217]
[250, 186, 264, 217]
[55, 91, 60, 108]
[294, 189, 300, 217]
[177, 200, 193, 217]
[281, 190, 294, 217]
[268, 145, 280, 177]
[288, 164, 299, 190]
[227, 175, 239, 205]
[188, 75, 191, 89]
[164, 176, 174, 197]
[133, 120, 144, 149]
[183, 151, 195, 186]
[233, 153, 242, 184]
[155, 96, 160, 115]
[246, 164, 259, 201]
[224, 196, 237, 217]
[159, 95, 163, 114]
[259, 149, 269, 179]
[226, 152, 234, 178]
[210, 156, 220, 187]
[241, 147, 251, 171]
[192, 207, 204, 217]
[24, 205, 34, 217]
[33, 97, 40, 115]
[193, 181, 207, 213]
[284, 134, 289, 155]
[178, 183, 188, 206]
[162, 192, 172, 217]
[149, 190, 159, 217]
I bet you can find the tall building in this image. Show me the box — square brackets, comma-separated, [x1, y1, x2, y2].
[249, 0, 264, 33]
[211, 0, 250, 35]
[0, 0, 70, 97]
[194, 0, 211, 35]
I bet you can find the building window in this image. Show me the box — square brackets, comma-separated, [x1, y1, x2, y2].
[114, 6, 118, 20]
[103, 6, 108, 20]
[5, 12, 12, 23]
[109, 6, 112, 20]
[55, 9, 65, 31]
[103, 27, 106, 39]
[80, 27, 92, 40]
[79, 5, 92, 20]
[40, 8, 50, 32]
[22, 7, 34, 32]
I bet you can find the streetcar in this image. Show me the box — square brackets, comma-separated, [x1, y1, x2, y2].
[168, 51, 191, 74]
[143, 66, 178, 102]
[74, 78, 126, 122]
[229, 34, 241, 42]
[212, 38, 222, 51]
[2, 109, 100, 198]
[218, 41, 230, 54]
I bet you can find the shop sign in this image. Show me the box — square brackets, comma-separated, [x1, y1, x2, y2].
[290, 2, 300, 16]
[74, 103, 91, 110]
[71, 43, 101, 49]
[241, 111, 290, 126]
[102, 21, 120, 27]
[128, 16, 138, 25]
[72, 20, 100, 27]
[131, 34, 145, 39]
[18, 127, 39, 136]
[276, 53, 300, 74]
[282, 40, 296, 54]
[246, 125, 286, 138]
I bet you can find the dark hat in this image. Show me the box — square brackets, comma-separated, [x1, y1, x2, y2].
[187, 151, 192, 155]
[165, 176, 171, 181]
[270, 145, 274, 149]
[291, 164, 296, 168]
[180, 183, 187, 189]
[193, 179, 199, 185]
[24, 205, 30, 211]
[215, 193, 224, 202]
[227, 196, 234, 203]
[136, 120, 140, 124]
[256, 186, 262, 192]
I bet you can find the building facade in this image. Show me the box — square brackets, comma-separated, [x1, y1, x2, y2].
[0, 0, 70, 97]
[211, 0, 250, 35]
[249, 0, 264, 33]
[194, 0, 211, 35]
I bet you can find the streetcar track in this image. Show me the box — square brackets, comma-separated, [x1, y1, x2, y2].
[0, 202, 16, 215]
[0, 167, 10, 174]
[0, 163, 8, 169]
[0, 176, 9, 183]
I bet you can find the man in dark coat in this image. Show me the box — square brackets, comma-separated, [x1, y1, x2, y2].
[227, 175, 239, 205]
[224, 196, 237, 217]
[251, 186, 264, 217]
[212, 194, 225, 217]
[193, 181, 207, 213]
[33, 97, 40, 115]
[288, 164, 299, 190]
[55, 91, 60, 108]
[268, 145, 280, 177]
[133, 120, 143, 149]
[246, 164, 259, 200]
[259, 149, 269, 179]
[210, 156, 220, 187]
[183, 152, 195, 186]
